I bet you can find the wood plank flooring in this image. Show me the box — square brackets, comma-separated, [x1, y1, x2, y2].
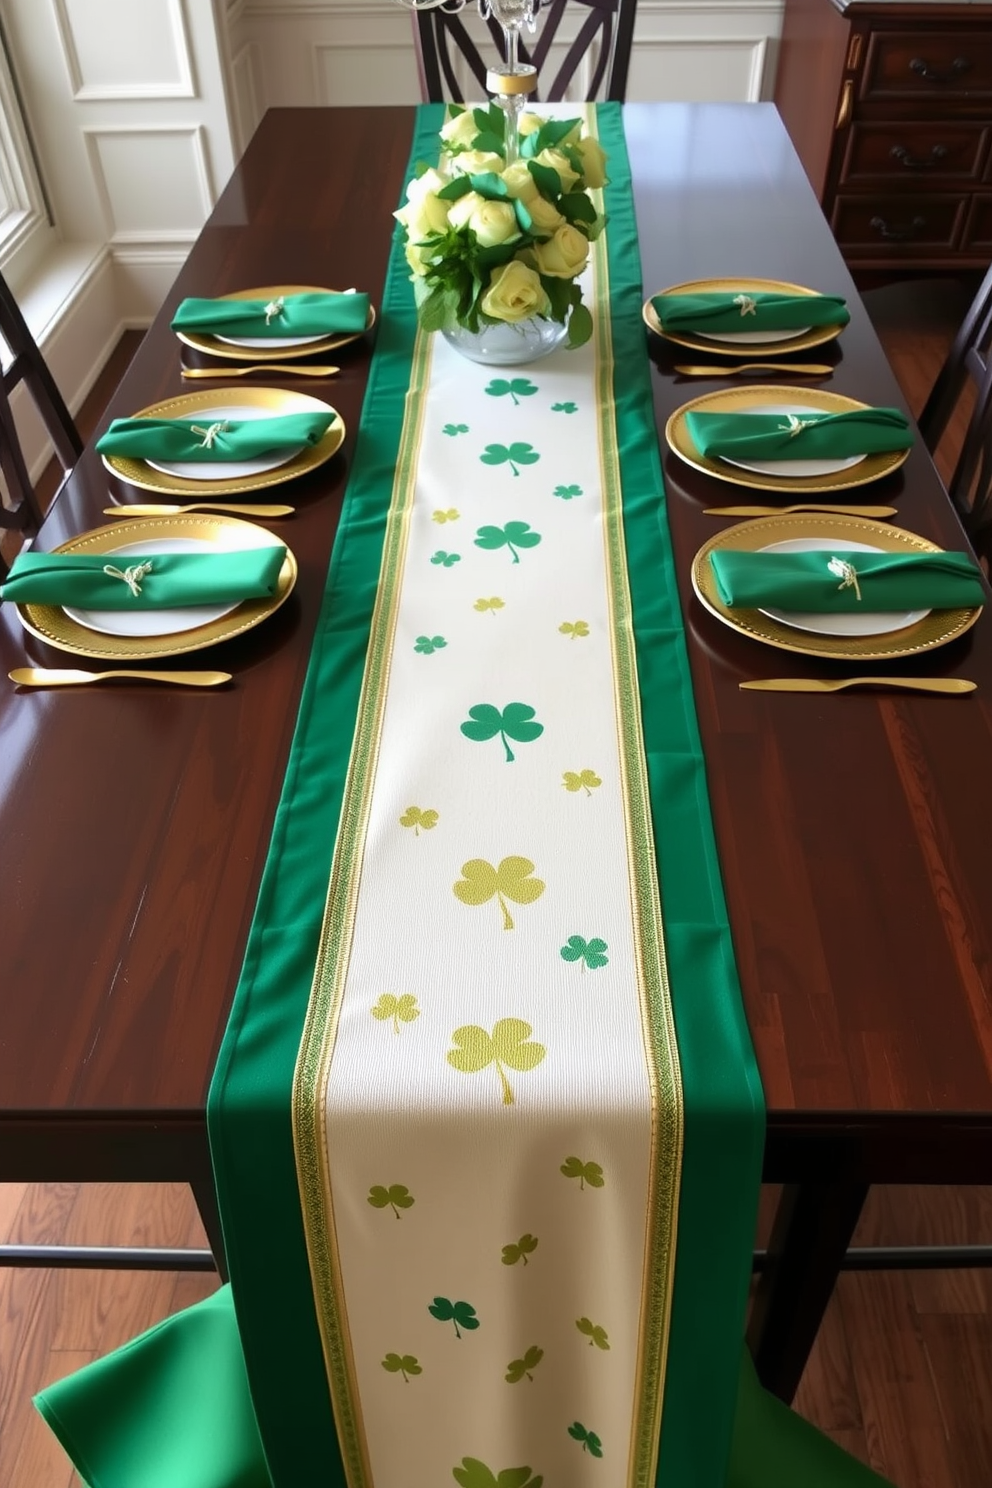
[3, 284, 990, 1488]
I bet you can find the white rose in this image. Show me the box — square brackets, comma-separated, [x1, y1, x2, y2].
[499, 160, 540, 204]
[533, 147, 580, 194]
[440, 109, 479, 152]
[405, 239, 437, 277]
[526, 194, 566, 234]
[575, 135, 608, 189]
[448, 190, 520, 248]
[481, 259, 551, 323]
[532, 223, 589, 278]
[394, 168, 450, 240]
[451, 149, 505, 178]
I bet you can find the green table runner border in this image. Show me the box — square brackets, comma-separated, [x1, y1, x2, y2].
[208, 101, 765, 1488]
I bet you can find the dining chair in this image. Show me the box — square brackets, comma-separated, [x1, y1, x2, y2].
[413, 0, 637, 104]
[917, 263, 992, 554]
[0, 264, 82, 580]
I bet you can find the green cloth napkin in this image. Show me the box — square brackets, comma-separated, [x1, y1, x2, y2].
[96, 413, 334, 464]
[653, 290, 849, 334]
[171, 291, 370, 338]
[0, 546, 287, 609]
[710, 548, 985, 611]
[685, 407, 913, 463]
[34, 1287, 894, 1488]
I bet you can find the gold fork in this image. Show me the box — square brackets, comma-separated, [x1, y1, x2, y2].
[103, 503, 293, 518]
[10, 668, 232, 689]
[740, 677, 975, 695]
[181, 364, 339, 379]
[704, 504, 898, 518]
[674, 362, 834, 377]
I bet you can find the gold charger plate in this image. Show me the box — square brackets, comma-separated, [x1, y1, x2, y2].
[643, 276, 845, 355]
[102, 385, 345, 497]
[666, 384, 911, 495]
[691, 513, 982, 661]
[15, 514, 298, 661]
[174, 283, 376, 363]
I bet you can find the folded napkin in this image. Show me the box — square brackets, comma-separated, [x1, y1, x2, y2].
[685, 407, 913, 463]
[0, 545, 287, 609]
[709, 548, 985, 611]
[653, 290, 849, 334]
[96, 412, 334, 464]
[171, 291, 370, 338]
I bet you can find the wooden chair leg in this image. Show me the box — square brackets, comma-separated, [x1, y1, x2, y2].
[191, 1175, 228, 1282]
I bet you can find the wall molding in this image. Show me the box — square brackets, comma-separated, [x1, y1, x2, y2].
[80, 123, 214, 242]
[53, 0, 197, 101]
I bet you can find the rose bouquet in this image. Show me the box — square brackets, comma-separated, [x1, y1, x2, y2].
[395, 103, 608, 350]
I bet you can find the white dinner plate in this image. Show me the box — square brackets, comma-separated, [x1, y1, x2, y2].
[696, 325, 811, 346]
[720, 403, 866, 479]
[758, 536, 929, 637]
[63, 525, 280, 638]
[214, 331, 325, 350]
[144, 403, 306, 482]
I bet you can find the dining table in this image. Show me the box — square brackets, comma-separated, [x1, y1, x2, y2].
[3, 97, 992, 1436]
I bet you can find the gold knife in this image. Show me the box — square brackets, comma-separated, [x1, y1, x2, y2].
[103, 503, 293, 518]
[740, 677, 975, 695]
[10, 668, 232, 688]
[705, 504, 898, 518]
[674, 362, 834, 377]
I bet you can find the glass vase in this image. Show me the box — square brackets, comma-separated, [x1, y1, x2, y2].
[440, 315, 569, 366]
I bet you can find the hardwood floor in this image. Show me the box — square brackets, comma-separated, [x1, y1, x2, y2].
[3, 285, 990, 1488]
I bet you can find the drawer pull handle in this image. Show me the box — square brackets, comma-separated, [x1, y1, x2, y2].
[909, 56, 970, 84]
[890, 143, 948, 170]
[870, 214, 926, 242]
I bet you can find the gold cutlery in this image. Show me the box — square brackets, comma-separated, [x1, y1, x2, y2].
[181, 364, 339, 379]
[10, 668, 232, 689]
[704, 503, 898, 518]
[673, 362, 834, 377]
[740, 677, 975, 695]
[103, 503, 293, 518]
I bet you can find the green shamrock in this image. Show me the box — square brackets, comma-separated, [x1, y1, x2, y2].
[560, 935, 609, 972]
[479, 442, 540, 478]
[447, 1019, 546, 1105]
[576, 1317, 610, 1350]
[414, 635, 447, 654]
[443, 423, 469, 436]
[559, 620, 589, 639]
[431, 550, 461, 568]
[371, 993, 420, 1034]
[453, 856, 545, 930]
[474, 596, 505, 615]
[460, 702, 544, 763]
[551, 402, 577, 414]
[452, 1459, 543, 1488]
[429, 1297, 479, 1339]
[505, 1345, 544, 1383]
[381, 1352, 422, 1382]
[502, 1233, 538, 1266]
[568, 1423, 603, 1458]
[563, 770, 601, 796]
[399, 806, 438, 835]
[553, 484, 583, 500]
[485, 377, 538, 406]
[367, 1183, 415, 1218]
[475, 522, 542, 564]
[433, 508, 460, 523]
[560, 1156, 605, 1189]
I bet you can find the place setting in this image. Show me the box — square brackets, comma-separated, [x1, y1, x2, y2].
[172, 283, 375, 377]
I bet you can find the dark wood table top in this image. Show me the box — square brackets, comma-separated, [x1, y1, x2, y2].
[3, 104, 991, 1186]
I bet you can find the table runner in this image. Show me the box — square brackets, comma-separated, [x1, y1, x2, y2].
[207, 101, 764, 1488]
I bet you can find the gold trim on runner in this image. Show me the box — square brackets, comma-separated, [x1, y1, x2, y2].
[291, 328, 436, 1488]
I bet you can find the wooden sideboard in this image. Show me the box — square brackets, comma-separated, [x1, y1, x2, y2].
[774, 0, 992, 274]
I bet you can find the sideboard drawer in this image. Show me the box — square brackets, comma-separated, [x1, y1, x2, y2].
[861, 31, 992, 101]
[831, 194, 966, 251]
[841, 123, 988, 183]
[963, 195, 992, 251]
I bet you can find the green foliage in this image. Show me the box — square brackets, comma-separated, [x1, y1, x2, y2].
[479, 442, 540, 477]
[560, 935, 609, 971]
[475, 521, 542, 564]
[501, 1233, 539, 1266]
[568, 1423, 603, 1458]
[452, 858, 545, 931]
[563, 769, 601, 796]
[367, 1183, 415, 1218]
[485, 377, 538, 406]
[566, 301, 593, 348]
[460, 702, 543, 763]
[560, 1156, 605, 1189]
[447, 1018, 546, 1106]
[399, 806, 438, 835]
[576, 1316, 611, 1350]
[371, 993, 420, 1034]
[505, 1345, 544, 1383]
[414, 634, 447, 654]
[429, 1296, 479, 1339]
[452, 1460, 543, 1488]
[553, 484, 583, 501]
[431, 550, 461, 568]
[381, 1352, 421, 1382]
